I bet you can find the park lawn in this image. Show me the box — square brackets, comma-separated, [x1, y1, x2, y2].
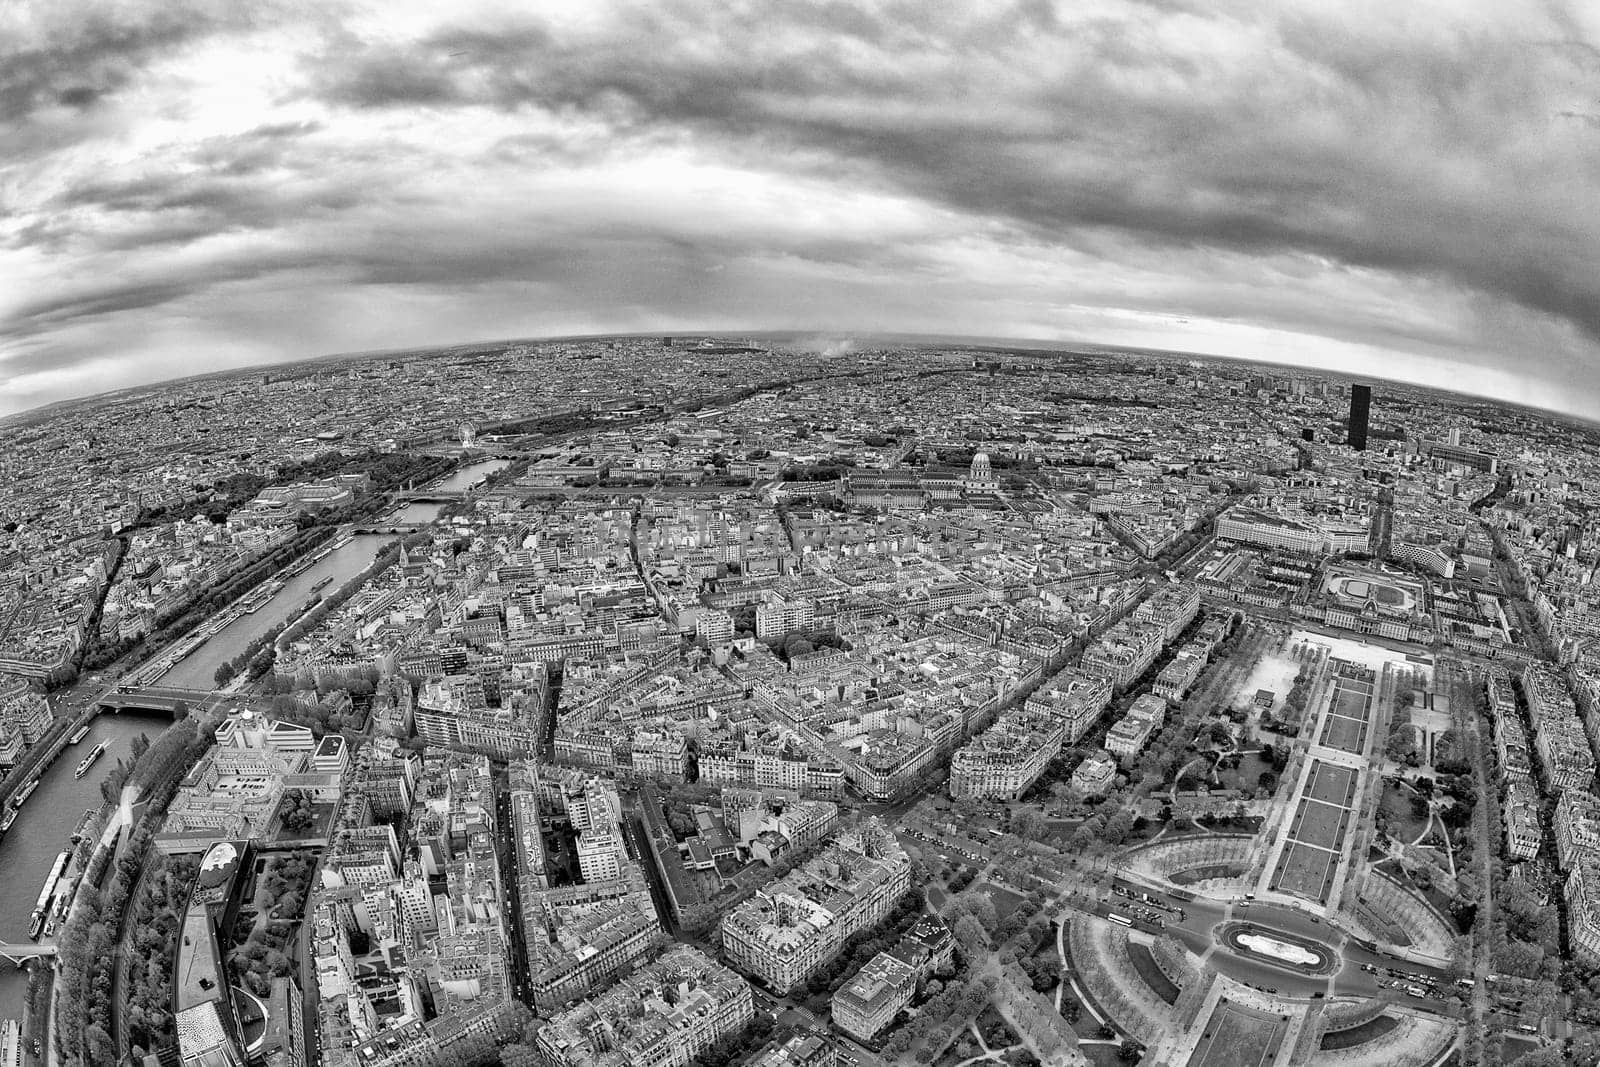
[976, 1003, 1023, 1050]
[1215, 750, 1276, 793]
[1057, 980, 1111, 1042]
[276, 800, 337, 842]
[1041, 819, 1085, 850]
[976, 882, 1030, 923]
[1319, 1014, 1399, 1051]
[933, 1031, 982, 1067]
[1411, 843, 1452, 872]
[1500, 1037, 1538, 1061]
[1080, 1045, 1132, 1067]
[1379, 780, 1431, 845]
[1126, 942, 1180, 1005]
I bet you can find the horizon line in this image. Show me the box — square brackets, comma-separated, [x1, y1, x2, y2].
[4, 329, 1592, 433]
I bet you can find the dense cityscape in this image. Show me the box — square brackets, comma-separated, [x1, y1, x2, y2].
[2, 335, 1598, 1067]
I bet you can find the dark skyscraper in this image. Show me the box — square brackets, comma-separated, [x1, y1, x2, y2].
[1348, 384, 1371, 451]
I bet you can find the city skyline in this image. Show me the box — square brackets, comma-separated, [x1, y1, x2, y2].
[4, 328, 1595, 435]
[0, 340, 1592, 1064]
[6, 1, 1600, 417]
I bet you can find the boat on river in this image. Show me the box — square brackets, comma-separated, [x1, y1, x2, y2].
[9, 779, 39, 810]
[74, 741, 108, 779]
[29, 851, 70, 940]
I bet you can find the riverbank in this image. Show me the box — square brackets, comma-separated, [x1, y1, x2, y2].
[0, 712, 162, 1035]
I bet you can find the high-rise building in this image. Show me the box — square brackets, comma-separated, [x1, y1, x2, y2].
[1348, 384, 1371, 451]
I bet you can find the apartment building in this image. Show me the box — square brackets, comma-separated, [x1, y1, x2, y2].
[1104, 694, 1167, 762]
[948, 709, 1064, 801]
[720, 821, 910, 993]
[1070, 750, 1117, 797]
[1024, 668, 1112, 744]
[830, 951, 917, 1042]
[535, 946, 753, 1067]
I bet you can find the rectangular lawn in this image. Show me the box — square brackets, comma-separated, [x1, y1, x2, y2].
[1190, 1001, 1287, 1067]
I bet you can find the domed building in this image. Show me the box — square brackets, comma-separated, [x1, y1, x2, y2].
[964, 451, 1001, 494]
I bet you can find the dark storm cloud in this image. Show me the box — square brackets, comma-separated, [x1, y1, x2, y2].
[7, 0, 1600, 416]
[296, 2, 1600, 360]
[7, 279, 205, 333]
[0, 2, 255, 124]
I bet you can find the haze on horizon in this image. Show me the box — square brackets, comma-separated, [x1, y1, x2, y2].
[4, 0, 1600, 419]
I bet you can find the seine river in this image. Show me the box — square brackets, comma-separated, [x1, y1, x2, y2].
[0, 459, 506, 1024]
[159, 533, 393, 690]
[0, 713, 166, 1023]
[384, 457, 510, 526]
[432, 458, 509, 492]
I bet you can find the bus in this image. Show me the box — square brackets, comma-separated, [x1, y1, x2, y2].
[1108, 913, 1133, 927]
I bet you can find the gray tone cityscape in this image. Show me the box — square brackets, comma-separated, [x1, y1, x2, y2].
[5, 5, 1600, 1067]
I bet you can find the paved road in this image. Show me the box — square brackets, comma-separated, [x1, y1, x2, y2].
[1096, 878, 1462, 1019]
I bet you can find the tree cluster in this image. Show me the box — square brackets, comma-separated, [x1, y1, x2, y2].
[1279, 666, 1315, 724]
[975, 1003, 1021, 1049]
[779, 458, 856, 482]
[84, 524, 337, 671]
[1431, 727, 1472, 775]
[688, 1012, 778, 1067]
[1015, 944, 1061, 994]
[879, 973, 994, 1060]
[59, 764, 201, 1067]
[277, 789, 318, 833]
[792, 889, 927, 1009]
[125, 852, 202, 1056]
[767, 629, 851, 664]
[226, 853, 313, 996]
[265, 690, 367, 738]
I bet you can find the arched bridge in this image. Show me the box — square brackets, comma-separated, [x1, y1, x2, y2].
[0, 942, 57, 965]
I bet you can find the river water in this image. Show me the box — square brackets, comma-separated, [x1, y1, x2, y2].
[0, 712, 168, 1022]
[0, 531, 399, 1024]
[0, 461, 508, 1025]
[159, 533, 393, 690]
[390, 502, 443, 524]
[382, 458, 511, 527]
[433, 458, 509, 492]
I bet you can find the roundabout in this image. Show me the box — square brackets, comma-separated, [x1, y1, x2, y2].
[1218, 921, 1339, 977]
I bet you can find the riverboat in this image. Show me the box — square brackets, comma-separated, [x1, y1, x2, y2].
[74, 741, 108, 779]
[9, 780, 39, 810]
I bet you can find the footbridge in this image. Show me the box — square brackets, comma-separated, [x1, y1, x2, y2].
[0, 941, 57, 965]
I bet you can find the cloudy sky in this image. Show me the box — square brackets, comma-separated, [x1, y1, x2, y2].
[4, 0, 1600, 418]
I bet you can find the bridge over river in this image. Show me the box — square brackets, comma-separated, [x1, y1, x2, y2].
[0, 942, 57, 966]
[95, 684, 230, 717]
[95, 685, 274, 722]
[389, 488, 472, 503]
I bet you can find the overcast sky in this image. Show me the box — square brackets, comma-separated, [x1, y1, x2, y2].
[4, 0, 1600, 418]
